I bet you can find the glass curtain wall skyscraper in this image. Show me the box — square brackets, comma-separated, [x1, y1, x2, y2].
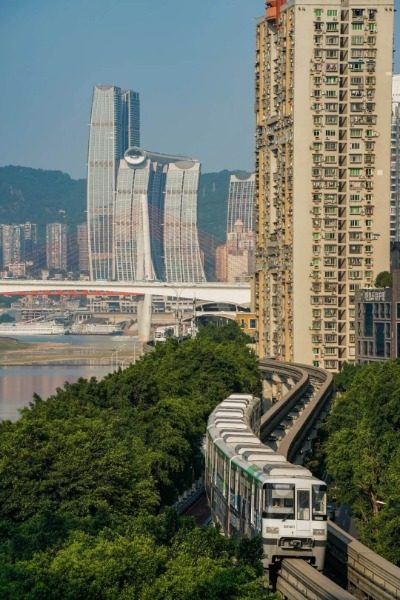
[163, 160, 205, 282]
[227, 173, 255, 233]
[225, 173, 255, 282]
[87, 85, 140, 280]
[114, 147, 205, 283]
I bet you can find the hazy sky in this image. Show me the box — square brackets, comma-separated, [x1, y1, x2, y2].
[1, 0, 399, 179]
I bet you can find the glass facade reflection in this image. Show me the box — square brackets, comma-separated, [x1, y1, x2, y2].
[87, 85, 140, 280]
[114, 148, 205, 283]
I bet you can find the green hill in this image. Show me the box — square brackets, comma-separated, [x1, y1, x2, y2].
[0, 166, 85, 226]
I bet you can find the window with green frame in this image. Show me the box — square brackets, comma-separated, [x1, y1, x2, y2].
[349, 168, 361, 176]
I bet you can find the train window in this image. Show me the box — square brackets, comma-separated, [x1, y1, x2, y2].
[250, 480, 255, 525]
[230, 466, 237, 509]
[264, 483, 295, 519]
[216, 451, 226, 495]
[297, 490, 311, 520]
[312, 484, 327, 520]
[255, 486, 262, 530]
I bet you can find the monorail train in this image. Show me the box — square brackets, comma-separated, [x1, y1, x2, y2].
[204, 394, 327, 571]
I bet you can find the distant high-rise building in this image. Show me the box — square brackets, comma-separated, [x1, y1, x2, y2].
[1, 225, 22, 269]
[391, 75, 400, 241]
[46, 223, 68, 271]
[114, 147, 205, 283]
[0, 222, 38, 271]
[255, 0, 393, 371]
[225, 173, 255, 282]
[76, 223, 89, 274]
[22, 223, 38, 265]
[86, 85, 140, 280]
[163, 159, 205, 282]
[227, 174, 255, 233]
[215, 244, 228, 281]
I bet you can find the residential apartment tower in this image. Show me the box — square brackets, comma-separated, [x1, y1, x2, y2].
[255, 0, 393, 370]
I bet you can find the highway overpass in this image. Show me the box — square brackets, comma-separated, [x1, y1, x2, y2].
[0, 280, 252, 305]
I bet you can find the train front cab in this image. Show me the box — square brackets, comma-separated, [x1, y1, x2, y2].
[262, 481, 327, 571]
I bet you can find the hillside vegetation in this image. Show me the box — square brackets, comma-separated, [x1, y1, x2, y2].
[0, 324, 277, 598]
[0, 165, 249, 238]
[0, 166, 85, 226]
[325, 361, 400, 564]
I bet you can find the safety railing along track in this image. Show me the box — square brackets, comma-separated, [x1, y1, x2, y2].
[277, 558, 355, 600]
[258, 359, 400, 600]
[327, 521, 400, 600]
[179, 359, 400, 599]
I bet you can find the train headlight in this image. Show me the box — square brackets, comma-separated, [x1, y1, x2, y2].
[265, 527, 279, 534]
[313, 529, 325, 536]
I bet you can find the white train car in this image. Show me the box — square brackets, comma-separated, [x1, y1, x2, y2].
[204, 394, 327, 571]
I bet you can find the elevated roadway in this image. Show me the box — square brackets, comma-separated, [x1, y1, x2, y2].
[257, 360, 400, 599]
[0, 280, 251, 305]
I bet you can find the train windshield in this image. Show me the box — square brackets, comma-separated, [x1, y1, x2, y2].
[312, 484, 327, 521]
[264, 483, 295, 519]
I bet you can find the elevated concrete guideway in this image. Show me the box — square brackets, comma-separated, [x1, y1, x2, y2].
[0, 280, 251, 305]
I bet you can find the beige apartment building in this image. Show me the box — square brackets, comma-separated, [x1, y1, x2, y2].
[254, 0, 394, 371]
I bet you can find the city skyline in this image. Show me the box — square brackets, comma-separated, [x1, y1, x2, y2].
[1, 0, 399, 180]
[0, 0, 264, 179]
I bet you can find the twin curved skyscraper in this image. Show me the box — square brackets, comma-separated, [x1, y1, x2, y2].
[86, 85, 205, 283]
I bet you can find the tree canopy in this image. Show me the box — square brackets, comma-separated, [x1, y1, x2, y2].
[325, 360, 400, 564]
[374, 271, 392, 288]
[0, 325, 275, 597]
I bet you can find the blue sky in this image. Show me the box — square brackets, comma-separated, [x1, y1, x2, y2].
[0, 0, 399, 178]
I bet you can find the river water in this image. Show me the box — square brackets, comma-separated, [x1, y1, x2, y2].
[0, 335, 138, 421]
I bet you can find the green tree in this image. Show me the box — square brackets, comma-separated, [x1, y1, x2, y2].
[0, 328, 267, 593]
[197, 321, 251, 344]
[325, 360, 400, 563]
[375, 270, 392, 287]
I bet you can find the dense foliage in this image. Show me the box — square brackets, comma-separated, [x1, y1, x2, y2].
[0, 326, 275, 597]
[374, 271, 392, 288]
[0, 166, 85, 227]
[325, 360, 400, 564]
